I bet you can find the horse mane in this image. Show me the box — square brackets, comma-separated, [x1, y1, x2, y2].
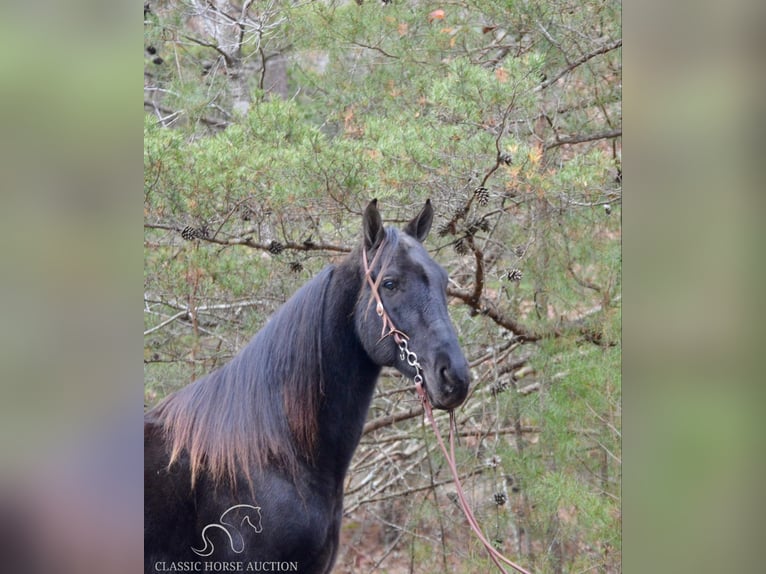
[149, 265, 337, 492]
[149, 226, 405, 494]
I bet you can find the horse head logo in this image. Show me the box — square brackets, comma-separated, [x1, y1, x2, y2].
[191, 504, 262, 557]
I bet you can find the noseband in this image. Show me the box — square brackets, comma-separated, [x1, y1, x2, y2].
[361, 242, 531, 574]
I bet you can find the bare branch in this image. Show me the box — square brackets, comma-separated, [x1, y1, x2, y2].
[351, 41, 399, 59]
[143, 100, 229, 129]
[534, 38, 622, 93]
[566, 260, 602, 293]
[447, 286, 542, 342]
[344, 467, 486, 515]
[144, 310, 188, 336]
[466, 237, 485, 305]
[238, 0, 256, 48]
[258, 46, 267, 92]
[536, 21, 571, 66]
[181, 33, 234, 66]
[144, 222, 352, 253]
[456, 425, 540, 438]
[544, 128, 622, 151]
[363, 406, 424, 435]
[517, 382, 540, 395]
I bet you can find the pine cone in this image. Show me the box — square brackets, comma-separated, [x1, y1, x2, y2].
[181, 225, 209, 240]
[437, 222, 454, 237]
[465, 218, 481, 236]
[268, 240, 284, 255]
[490, 380, 510, 396]
[506, 268, 523, 282]
[196, 225, 209, 239]
[474, 186, 490, 205]
[485, 455, 502, 468]
[453, 237, 469, 255]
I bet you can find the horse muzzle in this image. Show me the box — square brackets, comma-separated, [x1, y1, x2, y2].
[423, 352, 470, 410]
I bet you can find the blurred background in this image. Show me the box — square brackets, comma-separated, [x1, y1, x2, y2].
[0, 0, 761, 573]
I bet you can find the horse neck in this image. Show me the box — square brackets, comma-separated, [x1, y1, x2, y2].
[315, 259, 382, 484]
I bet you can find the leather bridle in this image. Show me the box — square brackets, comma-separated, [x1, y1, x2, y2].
[362, 242, 532, 574]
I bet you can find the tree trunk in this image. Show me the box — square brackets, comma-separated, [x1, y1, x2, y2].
[193, 0, 252, 114]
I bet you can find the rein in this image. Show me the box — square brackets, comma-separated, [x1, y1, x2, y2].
[363, 244, 532, 574]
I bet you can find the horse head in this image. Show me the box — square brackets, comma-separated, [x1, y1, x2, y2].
[356, 199, 470, 410]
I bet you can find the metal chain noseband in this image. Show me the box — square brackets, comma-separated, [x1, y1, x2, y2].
[362, 243, 531, 574]
[396, 336, 423, 388]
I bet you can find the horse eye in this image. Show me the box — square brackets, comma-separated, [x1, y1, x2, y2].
[382, 279, 397, 291]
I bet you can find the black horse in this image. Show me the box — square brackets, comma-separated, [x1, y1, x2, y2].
[144, 200, 471, 573]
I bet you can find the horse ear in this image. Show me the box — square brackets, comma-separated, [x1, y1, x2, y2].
[404, 199, 433, 243]
[363, 199, 385, 251]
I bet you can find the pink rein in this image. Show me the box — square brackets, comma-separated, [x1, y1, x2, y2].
[363, 243, 532, 574]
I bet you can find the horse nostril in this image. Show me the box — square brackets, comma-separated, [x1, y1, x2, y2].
[440, 365, 466, 392]
[433, 350, 470, 390]
[439, 366, 455, 387]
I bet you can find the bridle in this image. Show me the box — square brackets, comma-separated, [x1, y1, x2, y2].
[363, 242, 532, 574]
[361, 240, 425, 386]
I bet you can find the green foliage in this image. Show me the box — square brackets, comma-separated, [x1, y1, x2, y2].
[145, 0, 620, 571]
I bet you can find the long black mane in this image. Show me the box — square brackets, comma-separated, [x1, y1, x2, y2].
[148, 265, 336, 490]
